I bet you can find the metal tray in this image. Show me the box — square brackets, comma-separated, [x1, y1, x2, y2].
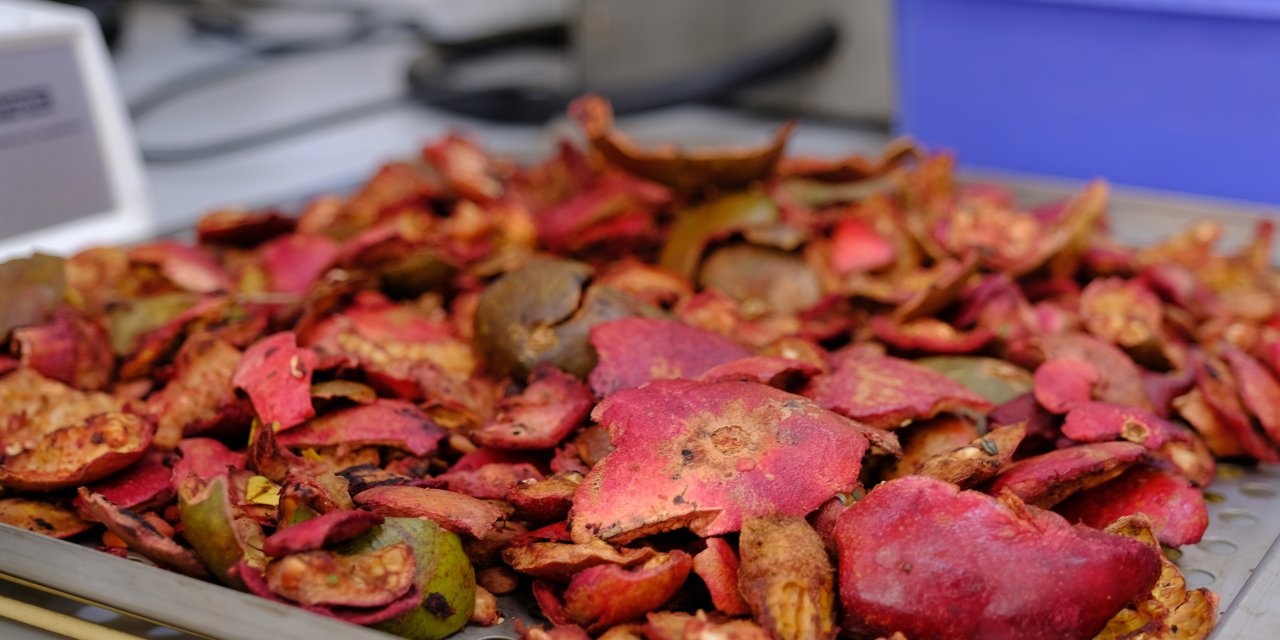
[2, 174, 1279, 639]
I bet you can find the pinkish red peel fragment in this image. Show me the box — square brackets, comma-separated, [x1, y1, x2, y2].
[262, 510, 384, 556]
[571, 379, 869, 543]
[232, 332, 317, 431]
[1055, 465, 1208, 548]
[802, 349, 992, 429]
[277, 399, 446, 457]
[472, 365, 594, 450]
[588, 317, 751, 397]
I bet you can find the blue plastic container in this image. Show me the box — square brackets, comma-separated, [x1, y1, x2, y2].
[895, 0, 1280, 204]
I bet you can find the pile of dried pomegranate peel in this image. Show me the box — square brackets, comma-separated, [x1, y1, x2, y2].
[6, 95, 1271, 640]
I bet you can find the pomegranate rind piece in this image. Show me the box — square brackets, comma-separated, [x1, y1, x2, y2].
[697, 356, 822, 388]
[1033, 358, 1099, 414]
[1055, 465, 1208, 548]
[835, 476, 1162, 640]
[354, 485, 503, 539]
[571, 379, 869, 543]
[0, 497, 92, 538]
[232, 332, 317, 431]
[692, 538, 749, 616]
[277, 399, 446, 458]
[502, 540, 657, 583]
[802, 350, 992, 429]
[472, 365, 594, 450]
[914, 422, 1027, 489]
[265, 544, 416, 607]
[571, 96, 793, 191]
[1037, 333, 1153, 410]
[77, 488, 210, 579]
[562, 550, 693, 631]
[11, 310, 114, 391]
[588, 317, 751, 397]
[986, 441, 1147, 509]
[263, 509, 385, 557]
[0, 412, 152, 492]
[1095, 515, 1219, 640]
[144, 333, 247, 449]
[74, 451, 173, 515]
[171, 437, 246, 489]
[737, 516, 836, 640]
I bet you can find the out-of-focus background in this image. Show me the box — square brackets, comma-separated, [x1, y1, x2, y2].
[7, 0, 1278, 247]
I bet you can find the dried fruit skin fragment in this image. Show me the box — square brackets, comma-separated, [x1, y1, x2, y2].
[232, 331, 317, 431]
[262, 509, 384, 557]
[342, 517, 477, 640]
[692, 538, 749, 615]
[914, 422, 1026, 488]
[1055, 465, 1208, 548]
[835, 476, 1161, 640]
[265, 544, 416, 607]
[802, 349, 992, 429]
[502, 540, 657, 583]
[1033, 358, 1099, 414]
[354, 485, 504, 539]
[472, 365, 594, 450]
[1095, 515, 1219, 640]
[277, 399, 446, 457]
[0, 412, 153, 492]
[571, 379, 870, 543]
[562, 550, 693, 631]
[0, 498, 91, 538]
[986, 441, 1147, 509]
[588, 317, 751, 397]
[77, 488, 210, 579]
[178, 475, 262, 588]
[738, 516, 836, 640]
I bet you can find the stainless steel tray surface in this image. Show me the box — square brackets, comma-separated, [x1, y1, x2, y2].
[3, 175, 1280, 639]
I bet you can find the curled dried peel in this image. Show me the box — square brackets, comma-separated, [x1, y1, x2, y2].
[915, 422, 1026, 489]
[472, 365, 593, 450]
[277, 399, 446, 458]
[1037, 333, 1153, 411]
[263, 510, 384, 557]
[572, 95, 793, 191]
[1063, 401, 1214, 487]
[1055, 465, 1208, 548]
[144, 333, 247, 449]
[692, 538, 749, 615]
[986, 441, 1148, 509]
[172, 437, 245, 488]
[265, 544, 416, 607]
[502, 540, 657, 582]
[1096, 515, 1219, 640]
[1034, 358, 1100, 414]
[562, 550, 693, 631]
[12, 310, 114, 391]
[1079, 277, 1165, 350]
[354, 485, 503, 539]
[1, 412, 152, 492]
[77, 488, 209, 579]
[738, 516, 836, 640]
[75, 451, 173, 514]
[0, 497, 91, 538]
[571, 379, 869, 543]
[507, 472, 583, 522]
